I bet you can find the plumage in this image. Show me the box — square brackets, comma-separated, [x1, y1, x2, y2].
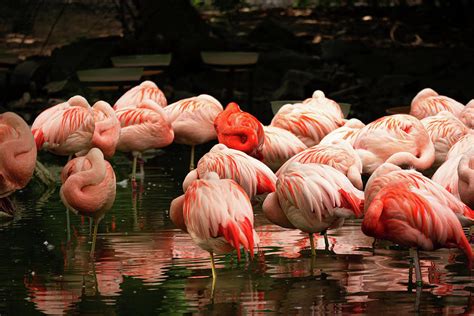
[319, 118, 365, 146]
[277, 140, 363, 190]
[170, 172, 259, 277]
[271, 102, 344, 147]
[302, 90, 345, 120]
[182, 144, 276, 199]
[261, 125, 307, 171]
[214, 102, 264, 159]
[366, 163, 474, 227]
[353, 114, 435, 174]
[91, 101, 121, 159]
[421, 111, 469, 167]
[458, 99, 474, 129]
[114, 80, 167, 110]
[446, 133, 474, 160]
[32, 96, 95, 156]
[410, 88, 465, 120]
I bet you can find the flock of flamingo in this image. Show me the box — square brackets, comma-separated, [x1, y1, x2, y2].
[0, 81, 473, 290]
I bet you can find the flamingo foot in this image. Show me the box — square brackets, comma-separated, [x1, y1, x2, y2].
[309, 233, 316, 257]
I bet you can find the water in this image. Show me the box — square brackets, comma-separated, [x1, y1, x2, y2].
[1, 145, 472, 315]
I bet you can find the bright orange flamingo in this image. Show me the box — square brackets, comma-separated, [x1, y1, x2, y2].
[182, 144, 276, 200]
[32, 96, 120, 159]
[362, 182, 473, 286]
[170, 172, 259, 279]
[459, 99, 474, 128]
[276, 139, 363, 190]
[410, 88, 465, 120]
[352, 114, 435, 174]
[0, 112, 37, 216]
[214, 102, 265, 160]
[60, 148, 116, 256]
[365, 163, 474, 227]
[115, 99, 174, 183]
[270, 99, 345, 147]
[260, 125, 307, 171]
[114, 80, 167, 110]
[164, 94, 223, 170]
[421, 111, 469, 168]
[263, 163, 363, 255]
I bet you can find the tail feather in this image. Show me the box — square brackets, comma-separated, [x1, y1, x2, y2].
[217, 217, 255, 261]
[32, 129, 44, 149]
[339, 189, 363, 218]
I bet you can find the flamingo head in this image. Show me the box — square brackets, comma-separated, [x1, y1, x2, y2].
[91, 101, 121, 159]
[214, 102, 264, 159]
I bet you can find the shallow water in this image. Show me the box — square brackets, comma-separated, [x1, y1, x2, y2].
[1, 145, 473, 315]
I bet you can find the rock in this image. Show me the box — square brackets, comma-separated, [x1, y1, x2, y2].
[321, 40, 369, 61]
[272, 69, 315, 100]
[249, 18, 302, 50]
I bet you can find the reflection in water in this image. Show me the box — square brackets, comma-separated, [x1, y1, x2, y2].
[0, 149, 471, 315]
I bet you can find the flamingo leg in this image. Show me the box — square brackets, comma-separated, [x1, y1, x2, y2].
[189, 145, 196, 171]
[309, 233, 316, 256]
[66, 208, 71, 242]
[323, 231, 329, 249]
[89, 217, 92, 237]
[132, 152, 138, 181]
[411, 248, 423, 287]
[90, 219, 99, 257]
[372, 238, 377, 255]
[210, 252, 217, 279]
[408, 255, 414, 290]
[139, 153, 145, 178]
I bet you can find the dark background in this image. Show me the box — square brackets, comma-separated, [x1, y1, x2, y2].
[1, 0, 473, 124]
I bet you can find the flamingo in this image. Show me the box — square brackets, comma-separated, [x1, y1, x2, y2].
[60, 148, 116, 256]
[115, 99, 174, 182]
[432, 149, 474, 209]
[362, 182, 472, 286]
[182, 144, 276, 200]
[262, 163, 363, 255]
[352, 114, 435, 174]
[445, 133, 474, 160]
[270, 101, 345, 147]
[164, 94, 223, 170]
[0, 112, 37, 216]
[32, 96, 120, 159]
[260, 125, 307, 171]
[170, 172, 259, 279]
[459, 99, 474, 129]
[114, 80, 167, 110]
[410, 88, 465, 120]
[302, 90, 345, 120]
[421, 111, 469, 168]
[365, 163, 474, 227]
[276, 140, 363, 190]
[319, 118, 365, 146]
[214, 102, 264, 160]
[32, 96, 95, 157]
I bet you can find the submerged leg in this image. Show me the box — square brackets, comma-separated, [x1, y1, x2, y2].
[90, 219, 100, 257]
[131, 152, 138, 181]
[412, 248, 423, 287]
[89, 217, 93, 237]
[309, 233, 316, 257]
[408, 249, 414, 290]
[189, 145, 196, 171]
[210, 252, 217, 279]
[66, 208, 71, 242]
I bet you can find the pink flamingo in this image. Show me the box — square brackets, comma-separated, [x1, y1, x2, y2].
[0, 112, 37, 216]
[302, 90, 345, 120]
[319, 118, 365, 146]
[459, 99, 474, 128]
[60, 148, 116, 256]
[432, 148, 474, 209]
[115, 99, 174, 182]
[32, 96, 95, 157]
[421, 111, 469, 168]
[260, 125, 307, 171]
[365, 163, 474, 227]
[182, 144, 276, 200]
[214, 102, 264, 160]
[32, 96, 120, 159]
[270, 100, 345, 147]
[362, 182, 472, 286]
[352, 114, 435, 174]
[114, 80, 167, 110]
[277, 140, 363, 190]
[263, 163, 363, 255]
[410, 88, 465, 120]
[164, 94, 223, 170]
[445, 133, 474, 160]
[170, 172, 259, 279]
